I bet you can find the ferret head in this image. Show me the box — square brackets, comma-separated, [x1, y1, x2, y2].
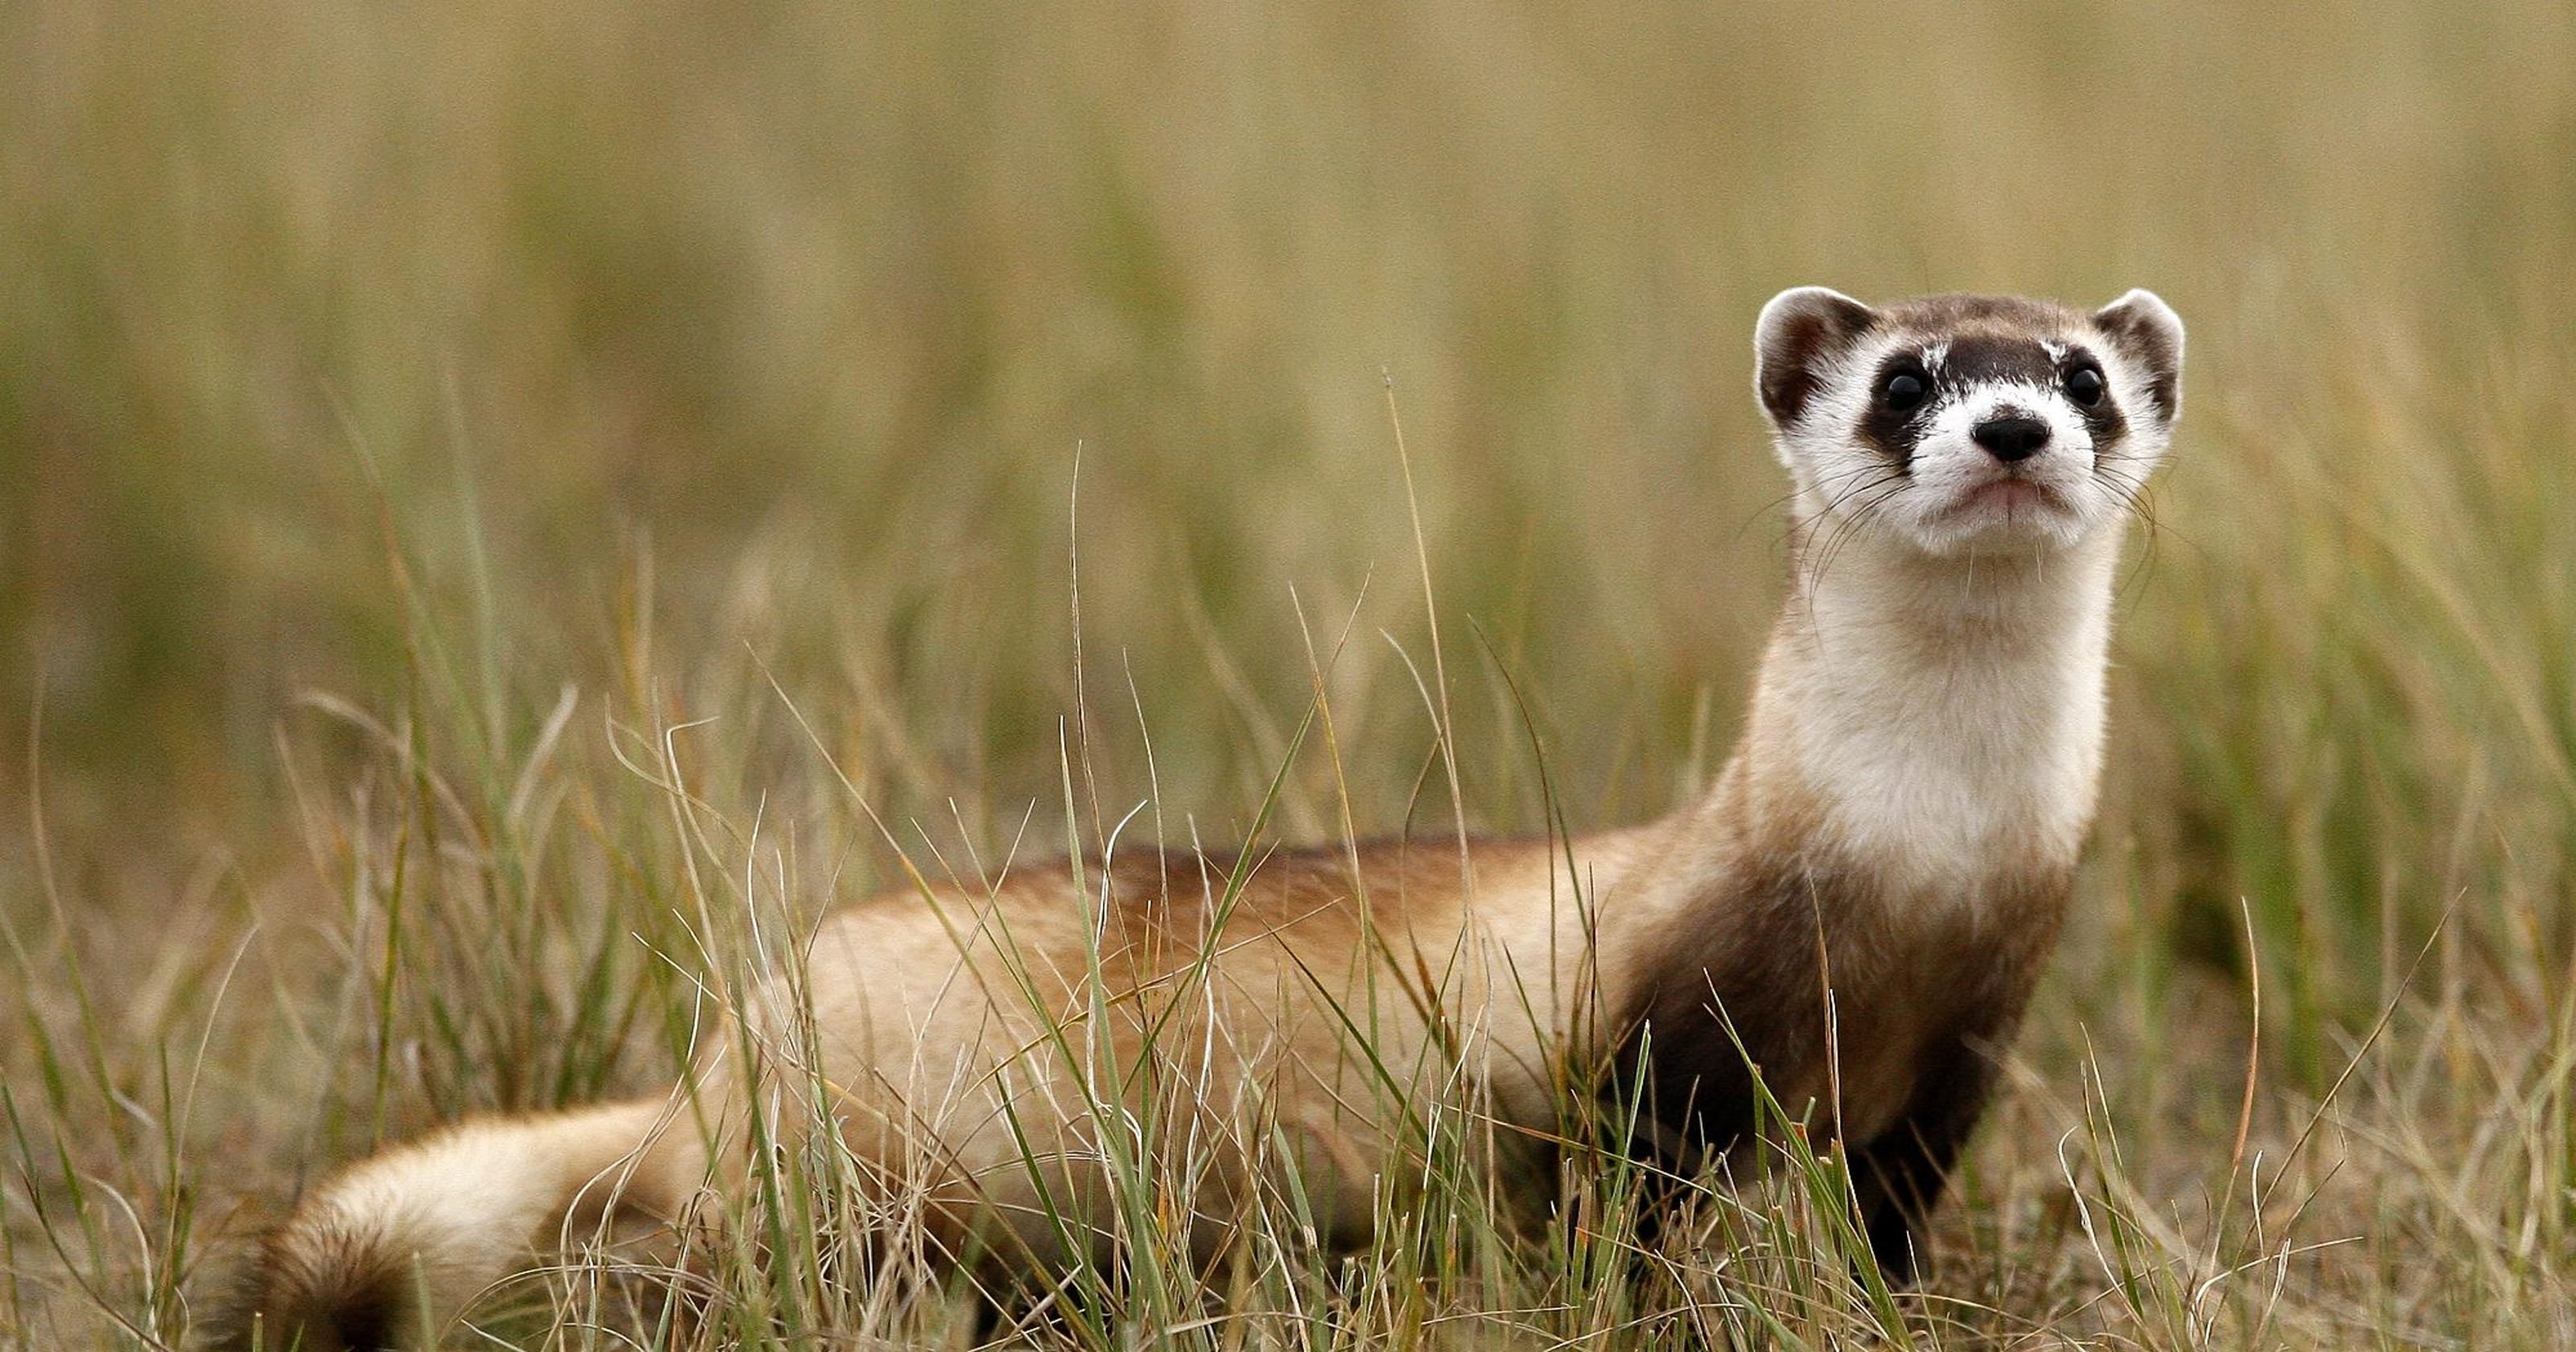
[1752, 288, 2183, 558]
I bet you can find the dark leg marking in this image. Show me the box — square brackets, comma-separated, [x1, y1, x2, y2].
[1849, 1037, 2002, 1285]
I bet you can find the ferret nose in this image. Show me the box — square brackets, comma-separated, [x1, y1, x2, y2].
[1971, 414, 2051, 463]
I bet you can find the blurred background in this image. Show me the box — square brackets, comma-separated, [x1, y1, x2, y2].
[14, 0, 2575, 982]
[5, 0, 2576, 1343]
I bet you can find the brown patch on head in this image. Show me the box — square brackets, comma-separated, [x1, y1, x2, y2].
[1878, 292, 2087, 340]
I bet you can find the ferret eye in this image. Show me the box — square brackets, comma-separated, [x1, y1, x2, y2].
[1882, 370, 1927, 411]
[2065, 366, 2105, 406]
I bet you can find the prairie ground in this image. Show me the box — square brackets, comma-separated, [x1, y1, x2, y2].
[6, 1, 2576, 1346]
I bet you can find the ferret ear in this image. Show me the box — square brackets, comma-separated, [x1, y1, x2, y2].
[2093, 289, 2185, 422]
[1754, 287, 1879, 429]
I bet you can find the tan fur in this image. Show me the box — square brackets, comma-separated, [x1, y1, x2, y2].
[225, 1100, 701, 1350]
[219, 287, 2180, 1346]
[758, 833, 1657, 1267]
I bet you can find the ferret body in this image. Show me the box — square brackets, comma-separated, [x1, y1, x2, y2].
[221, 286, 2183, 1350]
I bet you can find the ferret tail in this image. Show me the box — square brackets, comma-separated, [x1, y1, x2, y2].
[212, 1096, 697, 1351]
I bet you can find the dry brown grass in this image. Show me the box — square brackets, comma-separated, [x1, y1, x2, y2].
[6, 0, 2576, 1346]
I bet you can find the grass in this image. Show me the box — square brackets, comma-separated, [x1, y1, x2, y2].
[5, 0, 2576, 1346]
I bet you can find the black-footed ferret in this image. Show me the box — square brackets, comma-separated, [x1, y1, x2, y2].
[217, 287, 2182, 1350]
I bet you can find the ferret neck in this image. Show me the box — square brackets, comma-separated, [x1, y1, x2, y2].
[1781, 517, 2121, 653]
[1735, 519, 2128, 894]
